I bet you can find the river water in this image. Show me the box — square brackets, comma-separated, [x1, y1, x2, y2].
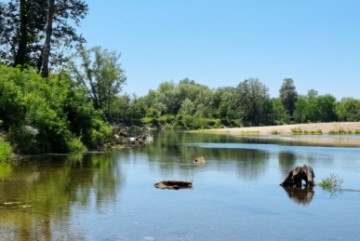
[1, 132, 360, 241]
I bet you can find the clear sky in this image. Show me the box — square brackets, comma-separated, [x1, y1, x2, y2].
[81, 0, 360, 99]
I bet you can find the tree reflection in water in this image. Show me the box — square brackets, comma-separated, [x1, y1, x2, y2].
[0, 153, 124, 241]
[282, 187, 315, 205]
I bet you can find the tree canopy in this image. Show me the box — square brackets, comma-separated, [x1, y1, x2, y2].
[0, 0, 88, 75]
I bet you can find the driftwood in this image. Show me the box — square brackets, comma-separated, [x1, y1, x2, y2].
[154, 180, 192, 190]
[280, 164, 315, 188]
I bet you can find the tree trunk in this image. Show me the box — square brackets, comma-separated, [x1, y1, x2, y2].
[40, 0, 55, 78]
[13, 0, 29, 67]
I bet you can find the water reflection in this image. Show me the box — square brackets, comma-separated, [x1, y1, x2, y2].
[137, 132, 270, 180]
[0, 153, 124, 240]
[0, 163, 13, 180]
[1, 132, 360, 240]
[281, 187, 315, 205]
[278, 152, 297, 175]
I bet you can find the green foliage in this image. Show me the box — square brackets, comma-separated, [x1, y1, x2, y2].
[116, 77, 360, 129]
[66, 136, 88, 153]
[236, 78, 272, 126]
[291, 128, 303, 135]
[0, 139, 12, 163]
[0, 0, 88, 70]
[290, 128, 323, 135]
[271, 98, 289, 125]
[0, 65, 111, 154]
[0, 65, 25, 128]
[89, 119, 111, 149]
[69, 46, 127, 121]
[293, 91, 337, 123]
[8, 125, 40, 154]
[318, 173, 343, 191]
[328, 128, 353, 135]
[271, 130, 281, 135]
[336, 98, 360, 121]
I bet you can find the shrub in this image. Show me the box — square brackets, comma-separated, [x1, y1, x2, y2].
[318, 173, 343, 191]
[8, 125, 39, 154]
[67, 136, 87, 153]
[291, 128, 303, 135]
[0, 139, 12, 163]
[271, 130, 281, 135]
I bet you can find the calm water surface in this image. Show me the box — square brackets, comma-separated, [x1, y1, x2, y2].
[1, 132, 360, 241]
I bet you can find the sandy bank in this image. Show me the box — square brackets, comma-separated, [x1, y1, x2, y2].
[200, 122, 360, 147]
[208, 122, 360, 135]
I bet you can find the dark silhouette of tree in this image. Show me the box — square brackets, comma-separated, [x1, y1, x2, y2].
[279, 78, 298, 119]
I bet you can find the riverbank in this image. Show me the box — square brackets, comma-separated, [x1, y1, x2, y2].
[197, 122, 360, 147]
[203, 122, 360, 135]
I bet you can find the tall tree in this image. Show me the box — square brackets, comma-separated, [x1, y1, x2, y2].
[0, 0, 88, 73]
[279, 78, 298, 119]
[69, 46, 127, 121]
[40, 0, 55, 77]
[236, 78, 272, 126]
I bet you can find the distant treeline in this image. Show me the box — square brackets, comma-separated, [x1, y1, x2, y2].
[113, 78, 360, 129]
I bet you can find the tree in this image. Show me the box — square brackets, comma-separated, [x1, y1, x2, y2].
[271, 98, 289, 125]
[236, 78, 272, 126]
[336, 98, 360, 121]
[0, 64, 110, 153]
[293, 91, 337, 123]
[69, 46, 127, 121]
[279, 78, 298, 119]
[0, 0, 88, 74]
[40, 0, 55, 77]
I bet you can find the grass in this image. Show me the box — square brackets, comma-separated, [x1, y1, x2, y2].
[271, 130, 281, 135]
[291, 128, 323, 135]
[317, 173, 343, 191]
[328, 128, 360, 135]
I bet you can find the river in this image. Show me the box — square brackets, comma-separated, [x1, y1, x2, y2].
[1, 132, 360, 241]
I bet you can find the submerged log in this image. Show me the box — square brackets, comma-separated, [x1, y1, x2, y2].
[154, 180, 192, 190]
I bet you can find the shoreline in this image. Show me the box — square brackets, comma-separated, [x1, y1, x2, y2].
[197, 122, 360, 147]
[204, 122, 360, 135]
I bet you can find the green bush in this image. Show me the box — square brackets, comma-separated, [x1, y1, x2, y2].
[0, 139, 12, 163]
[318, 173, 343, 191]
[67, 136, 88, 153]
[89, 119, 111, 149]
[8, 125, 40, 154]
[0, 65, 113, 153]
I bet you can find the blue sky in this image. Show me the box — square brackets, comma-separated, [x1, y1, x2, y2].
[81, 0, 360, 99]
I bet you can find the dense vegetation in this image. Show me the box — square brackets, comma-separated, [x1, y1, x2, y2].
[112, 78, 360, 130]
[1, 0, 360, 157]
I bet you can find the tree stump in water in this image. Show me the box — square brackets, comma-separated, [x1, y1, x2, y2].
[154, 180, 193, 190]
[193, 156, 206, 165]
[280, 164, 315, 188]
